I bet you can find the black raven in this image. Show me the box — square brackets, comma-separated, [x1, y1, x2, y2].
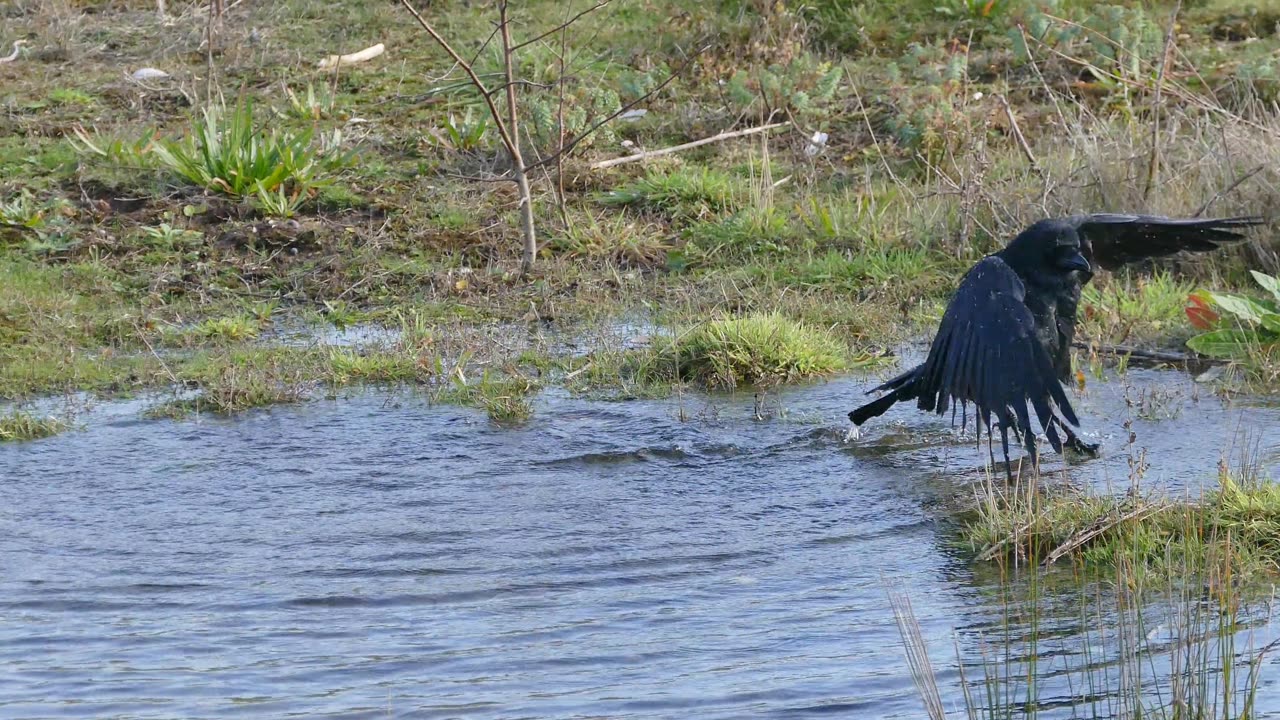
[848, 213, 1263, 471]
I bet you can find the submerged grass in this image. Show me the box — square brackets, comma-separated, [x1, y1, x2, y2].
[437, 372, 539, 425]
[0, 410, 67, 442]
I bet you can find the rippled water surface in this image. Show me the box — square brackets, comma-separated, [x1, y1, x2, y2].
[3, 366, 1280, 718]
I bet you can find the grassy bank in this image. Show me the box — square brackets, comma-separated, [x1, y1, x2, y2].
[965, 468, 1280, 579]
[886, 459, 1280, 719]
[3, 0, 1280, 433]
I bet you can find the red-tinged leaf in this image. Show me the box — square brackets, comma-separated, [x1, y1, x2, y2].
[1187, 292, 1212, 311]
[1185, 305, 1218, 330]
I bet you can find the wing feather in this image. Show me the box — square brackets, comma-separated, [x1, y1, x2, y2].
[1078, 214, 1263, 271]
[915, 256, 1079, 466]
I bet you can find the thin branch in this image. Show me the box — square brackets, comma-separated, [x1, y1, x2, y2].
[398, 0, 520, 161]
[554, 7, 571, 227]
[1071, 341, 1216, 366]
[850, 81, 911, 197]
[445, 172, 517, 183]
[485, 79, 556, 96]
[1042, 502, 1168, 567]
[467, 22, 504, 68]
[997, 93, 1039, 173]
[498, 0, 538, 274]
[1194, 164, 1265, 217]
[510, 0, 615, 53]
[1031, 37, 1280, 139]
[500, 1, 521, 165]
[526, 42, 709, 172]
[589, 122, 788, 170]
[135, 320, 180, 386]
[1143, 0, 1181, 203]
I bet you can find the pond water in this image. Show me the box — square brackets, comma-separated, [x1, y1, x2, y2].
[3, 365, 1279, 718]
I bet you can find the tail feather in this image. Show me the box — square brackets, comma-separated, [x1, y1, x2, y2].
[849, 365, 922, 426]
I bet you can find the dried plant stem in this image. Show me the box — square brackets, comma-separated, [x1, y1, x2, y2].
[1143, 0, 1181, 203]
[398, 0, 520, 165]
[998, 94, 1039, 172]
[1194, 164, 1265, 217]
[498, 1, 537, 274]
[590, 122, 788, 170]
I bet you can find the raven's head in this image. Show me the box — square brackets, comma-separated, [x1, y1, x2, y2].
[1000, 218, 1094, 281]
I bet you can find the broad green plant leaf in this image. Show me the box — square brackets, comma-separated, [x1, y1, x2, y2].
[1186, 329, 1263, 358]
[1262, 313, 1280, 335]
[1207, 292, 1271, 325]
[1251, 270, 1280, 305]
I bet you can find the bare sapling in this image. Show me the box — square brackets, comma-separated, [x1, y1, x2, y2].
[398, 0, 691, 275]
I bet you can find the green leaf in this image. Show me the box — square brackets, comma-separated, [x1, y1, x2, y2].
[1187, 329, 1263, 358]
[1262, 313, 1280, 335]
[1251, 270, 1280, 305]
[1207, 292, 1270, 324]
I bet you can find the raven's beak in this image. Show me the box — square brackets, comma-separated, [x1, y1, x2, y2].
[1062, 251, 1092, 274]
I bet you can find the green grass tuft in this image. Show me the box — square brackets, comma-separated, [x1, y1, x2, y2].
[659, 312, 858, 388]
[326, 348, 423, 384]
[148, 99, 350, 204]
[438, 372, 539, 425]
[0, 410, 67, 442]
[965, 471, 1280, 578]
[598, 168, 741, 217]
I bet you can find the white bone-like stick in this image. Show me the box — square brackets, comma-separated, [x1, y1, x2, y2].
[318, 43, 386, 69]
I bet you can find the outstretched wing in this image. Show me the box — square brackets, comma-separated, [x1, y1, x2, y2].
[1076, 214, 1262, 271]
[916, 256, 1079, 463]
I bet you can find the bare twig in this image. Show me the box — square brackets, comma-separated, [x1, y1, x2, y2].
[997, 94, 1039, 172]
[849, 81, 911, 196]
[484, 79, 557, 98]
[526, 42, 708, 173]
[1042, 502, 1167, 566]
[510, 0, 614, 53]
[398, 0, 520, 163]
[977, 517, 1038, 562]
[1143, 0, 1181, 203]
[134, 320, 180, 385]
[1194, 164, 1265, 217]
[1032, 37, 1280, 139]
[499, 0, 538, 274]
[1072, 340, 1217, 366]
[554, 9, 571, 227]
[589, 122, 789, 170]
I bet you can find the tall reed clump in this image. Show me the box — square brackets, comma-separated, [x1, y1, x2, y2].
[892, 462, 1280, 719]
